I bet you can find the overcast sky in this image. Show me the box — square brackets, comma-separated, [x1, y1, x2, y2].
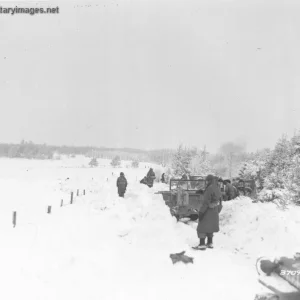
[1, 0, 300, 153]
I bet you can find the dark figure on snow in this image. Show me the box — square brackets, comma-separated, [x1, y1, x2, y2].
[161, 173, 165, 183]
[224, 180, 236, 200]
[146, 168, 156, 188]
[196, 175, 223, 250]
[140, 176, 148, 185]
[117, 172, 127, 197]
[231, 178, 240, 198]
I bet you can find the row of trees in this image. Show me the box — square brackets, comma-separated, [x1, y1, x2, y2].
[0, 140, 172, 164]
[167, 132, 300, 205]
[89, 155, 140, 168]
[166, 143, 245, 180]
[239, 132, 300, 204]
[1, 141, 54, 159]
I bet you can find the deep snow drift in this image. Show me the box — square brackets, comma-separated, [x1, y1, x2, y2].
[0, 156, 299, 300]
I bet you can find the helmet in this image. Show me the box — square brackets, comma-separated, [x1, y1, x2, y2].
[206, 174, 214, 182]
[120, 172, 124, 176]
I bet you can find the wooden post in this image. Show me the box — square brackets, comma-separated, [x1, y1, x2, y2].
[47, 206, 51, 214]
[61, 199, 63, 207]
[83, 189, 85, 195]
[12, 211, 16, 228]
[77, 189, 79, 196]
[70, 192, 74, 204]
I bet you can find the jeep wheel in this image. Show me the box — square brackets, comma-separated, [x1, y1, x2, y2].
[189, 214, 198, 221]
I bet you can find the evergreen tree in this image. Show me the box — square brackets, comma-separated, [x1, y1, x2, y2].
[89, 157, 99, 167]
[190, 147, 213, 175]
[111, 155, 121, 167]
[171, 144, 193, 177]
[131, 160, 139, 168]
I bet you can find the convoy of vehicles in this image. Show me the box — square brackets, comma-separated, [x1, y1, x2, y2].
[156, 175, 257, 221]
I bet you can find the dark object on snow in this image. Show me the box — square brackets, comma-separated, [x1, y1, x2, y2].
[169, 251, 194, 264]
[256, 257, 281, 276]
[140, 176, 148, 185]
[161, 173, 165, 183]
[140, 169, 156, 188]
[146, 168, 156, 188]
[117, 173, 128, 197]
[12, 211, 17, 228]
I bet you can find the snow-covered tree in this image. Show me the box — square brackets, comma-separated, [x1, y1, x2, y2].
[219, 142, 246, 179]
[111, 155, 121, 168]
[131, 160, 139, 168]
[255, 133, 300, 205]
[265, 135, 293, 178]
[170, 144, 194, 177]
[89, 157, 98, 168]
[237, 149, 270, 190]
[190, 147, 213, 175]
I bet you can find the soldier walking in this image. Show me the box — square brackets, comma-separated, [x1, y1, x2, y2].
[116, 172, 128, 197]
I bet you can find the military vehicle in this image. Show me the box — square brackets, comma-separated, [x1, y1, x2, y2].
[156, 176, 225, 221]
[256, 253, 300, 299]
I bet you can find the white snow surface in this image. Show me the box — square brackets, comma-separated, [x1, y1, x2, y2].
[0, 156, 299, 300]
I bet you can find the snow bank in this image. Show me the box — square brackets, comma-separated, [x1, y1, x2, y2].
[219, 196, 300, 259]
[18, 183, 260, 300]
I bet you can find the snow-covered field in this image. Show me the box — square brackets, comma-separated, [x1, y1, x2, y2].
[0, 156, 299, 300]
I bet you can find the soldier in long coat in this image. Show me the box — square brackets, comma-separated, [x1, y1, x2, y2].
[196, 175, 223, 250]
[232, 178, 240, 198]
[117, 172, 128, 197]
[224, 180, 236, 200]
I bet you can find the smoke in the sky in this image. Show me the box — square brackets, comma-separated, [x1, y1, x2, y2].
[219, 141, 247, 156]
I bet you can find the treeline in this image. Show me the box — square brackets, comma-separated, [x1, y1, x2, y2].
[165, 143, 248, 180]
[81, 148, 174, 163]
[0, 141, 54, 159]
[0, 140, 174, 164]
[240, 132, 300, 205]
[166, 132, 300, 206]
[0, 141, 100, 159]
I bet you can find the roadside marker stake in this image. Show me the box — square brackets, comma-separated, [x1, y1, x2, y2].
[12, 211, 17, 228]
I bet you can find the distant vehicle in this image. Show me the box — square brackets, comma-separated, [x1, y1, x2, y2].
[234, 179, 257, 198]
[156, 176, 224, 221]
